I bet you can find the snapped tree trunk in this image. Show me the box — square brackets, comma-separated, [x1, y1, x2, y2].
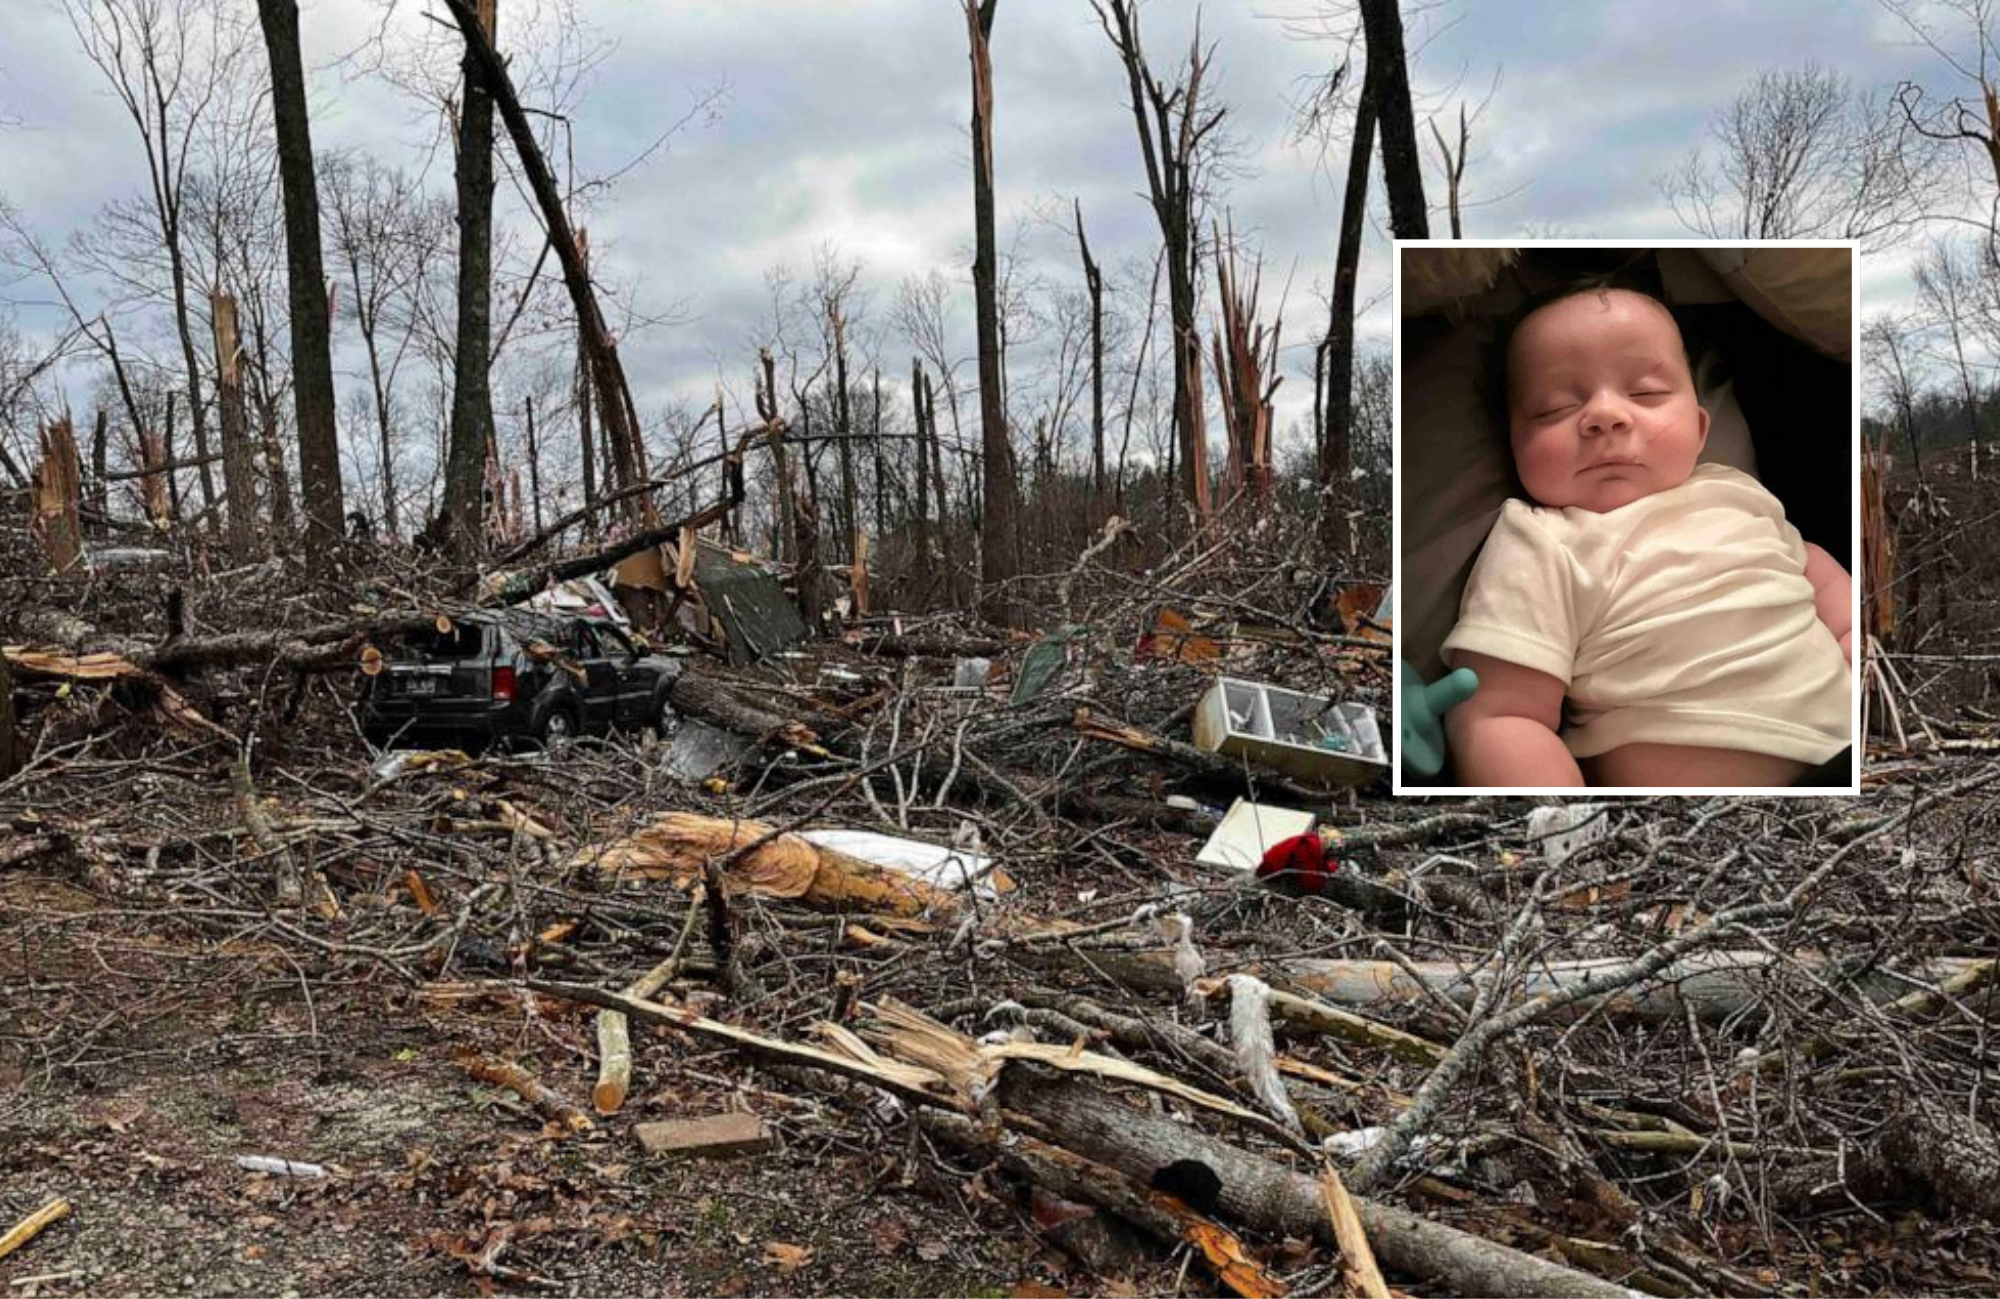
[256, 0, 348, 576]
[967, 0, 1022, 626]
[1096, 0, 1219, 521]
[1357, 0, 1430, 239]
[440, 0, 498, 559]
[440, 3, 653, 526]
[1077, 200, 1106, 502]
[210, 290, 259, 557]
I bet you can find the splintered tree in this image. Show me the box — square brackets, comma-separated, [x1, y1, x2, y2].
[1094, 0, 1224, 521]
[438, 0, 499, 558]
[254, 0, 346, 575]
[966, 0, 1021, 624]
[1209, 218, 1279, 514]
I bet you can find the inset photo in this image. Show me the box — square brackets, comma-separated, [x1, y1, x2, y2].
[1394, 243, 1858, 794]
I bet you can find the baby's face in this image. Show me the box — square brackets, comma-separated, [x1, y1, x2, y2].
[1506, 289, 1710, 513]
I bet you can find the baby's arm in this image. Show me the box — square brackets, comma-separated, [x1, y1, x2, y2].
[1803, 543, 1853, 665]
[1442, 650, 1583, 787]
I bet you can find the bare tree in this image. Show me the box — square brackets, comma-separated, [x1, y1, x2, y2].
[1914, 236, 1987, 480]
[254, 0, 346, 573]
[63, 0, 251, 533]
[1093, 0, 1228, 521]
[1662, 63, 1938, 246]
[1428, 103, 1468, 238]
[326, 157, 445, 540]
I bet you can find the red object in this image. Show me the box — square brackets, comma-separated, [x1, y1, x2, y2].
[1255, 832, 1339, 896]
[491, 665, 516, 703]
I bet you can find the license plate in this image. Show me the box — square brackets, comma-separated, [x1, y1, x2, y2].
[403, 676, 438, 696]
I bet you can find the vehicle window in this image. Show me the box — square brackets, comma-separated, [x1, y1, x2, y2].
[597, 624, 634, 657]
[401, 622, 487, 659]
[572, 623, 606, 658]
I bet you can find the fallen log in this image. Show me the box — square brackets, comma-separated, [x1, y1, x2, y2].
[573, 811, 960, 917]
[997, 1067, 1642, 1299]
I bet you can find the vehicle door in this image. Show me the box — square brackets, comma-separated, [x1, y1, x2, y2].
[596, 623, 649, 726]
[570, 621, 621, 732]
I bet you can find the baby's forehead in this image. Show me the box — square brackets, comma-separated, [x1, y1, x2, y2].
[1509, 289, 1686, 370]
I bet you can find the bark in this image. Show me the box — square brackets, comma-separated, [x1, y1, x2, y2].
[1320, 71, 1377, 560]
[1356, 0, 1430, 239]
[967, 0, 1022, 624]
[256, 0, 347, 575]
[440, 2, 652, 523]
[440, 0, 498, 559]
[998, 1069, 1640, 1299]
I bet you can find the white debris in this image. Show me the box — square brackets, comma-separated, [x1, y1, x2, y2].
[1527, 803, 1613, 864]
[1227, 974, 1303, 1135]
[235, 1155, 326, 1178]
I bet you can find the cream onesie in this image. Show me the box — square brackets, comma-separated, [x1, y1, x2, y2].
[1440, 463, 1849, 764]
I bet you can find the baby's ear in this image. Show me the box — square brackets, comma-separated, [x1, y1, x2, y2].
[1696, 404, 1710, 449]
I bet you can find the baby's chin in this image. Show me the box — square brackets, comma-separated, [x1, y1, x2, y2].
[1539, 477, 1659, 513]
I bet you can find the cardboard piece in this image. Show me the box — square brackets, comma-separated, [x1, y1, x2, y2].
[1196, 799, 1317, 871]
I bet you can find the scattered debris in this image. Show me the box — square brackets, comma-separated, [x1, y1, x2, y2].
[233, 1156, 327, 1178]
[634, 1113, 776, 1161]
[1196, 799, 1315, 870]
[1193, 676, 1387, 788]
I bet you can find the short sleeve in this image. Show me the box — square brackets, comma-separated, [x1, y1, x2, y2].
[1440, 504, 1580, 683]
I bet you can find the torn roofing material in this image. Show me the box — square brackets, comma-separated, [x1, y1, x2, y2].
[689, 542, 808, 665]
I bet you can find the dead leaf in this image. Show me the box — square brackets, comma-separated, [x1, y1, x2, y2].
[763, 1241, 812, 1273]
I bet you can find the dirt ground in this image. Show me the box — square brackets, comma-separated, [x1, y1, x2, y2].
[0, 872, 1115, 1298]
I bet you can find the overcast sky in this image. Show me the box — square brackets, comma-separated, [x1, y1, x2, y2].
[0, 0, 1989, 478]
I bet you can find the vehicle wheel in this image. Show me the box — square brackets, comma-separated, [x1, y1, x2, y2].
[536, 705, 578, 751]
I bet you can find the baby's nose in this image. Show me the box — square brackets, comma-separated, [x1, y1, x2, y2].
[1580, 395, 1631, 435]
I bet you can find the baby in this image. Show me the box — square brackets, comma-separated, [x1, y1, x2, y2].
[1440, 282, 1852, 788]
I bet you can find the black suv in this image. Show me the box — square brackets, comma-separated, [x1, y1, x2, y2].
[361, 610, 683, 751]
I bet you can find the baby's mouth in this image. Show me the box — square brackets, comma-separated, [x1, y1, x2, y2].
[1582, 457, 1643, 472]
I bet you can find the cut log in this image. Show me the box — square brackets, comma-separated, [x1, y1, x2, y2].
[998, 1067, 1641, 1299]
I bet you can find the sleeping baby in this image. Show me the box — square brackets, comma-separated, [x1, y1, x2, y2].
[1440, 281, 1852, 788]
